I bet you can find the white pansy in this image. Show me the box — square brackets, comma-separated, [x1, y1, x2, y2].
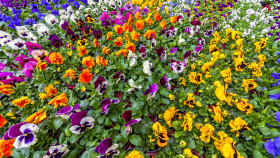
[143, 60, 152, 76]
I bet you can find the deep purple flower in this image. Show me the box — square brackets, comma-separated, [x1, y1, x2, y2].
[155, 47, 167, 60]
[121, 110, 141, 133]
[101, 20, 110, 27]
[1, 76, 23, 84]
[100, 98, 121, 115]
[69, 111, 95, 134]
[143, 83, 158, 100]
[92, 30, 102, 39]
[7, 21, 21, 29]
[112, 71, 125, 82]
[94, 76, 108, 95]
[49, 35, 63, 48]
[204, 29, 213, 37]
[3, 122, 38, 149]
[169, 47, 177, 54]
[269, 92, 280, 100]
[191, 20, 201, 26]
[95, 138, 120, 157]
[142, 7, 149, 15]
[30, 4, 39, 13]
[56, 104, 81, 119]
[160, 74, 172, 90]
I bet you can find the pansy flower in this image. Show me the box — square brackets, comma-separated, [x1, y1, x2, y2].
[94, 76, 108, 95]
[56, 104, 81, 119]
[170, 59, 187, 73]
[127, 79, 142, 94]
[127, 51, 137, 66]
[143, 83, 158, 101]
[112, 71, 125, 83]
[155, 47, 167, 60]
[143, 60, 152, 76]
[3, 123, 38, 149]
[43, 144, 69, 158]
[264, 136, 280, 157]
[160, 74, 172, 90]
[122, 110, 141, 133]
[69, 111, 95, 134]
[100, 98, 121, 115]
[95, 138, 120, 158]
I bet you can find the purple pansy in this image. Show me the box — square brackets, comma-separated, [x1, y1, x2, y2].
[1, 76, 23, 84]
[22, 60, 37, 78]
[122, 110, 142, 134]
[43, 144, 69, 158]
[94, 76, 109, 95]
[56, 104, 81, 119]
[3, 122, 38, 149]
[95, 138, 120, 158]
[100, 98, 121, 115]
[112, 71, 125, 83]
[170, 59, 187, 73]
[160, 74, 172, 90]
[271, 73, 280, 86]
[155, 47, 167, 60]
[69, 111, 95, 134]
[124, 3, 133, 11]
[0, 62, 6, 70]
[49, 34, 63, 48]
[0, 72, 13, 78]
[264, 136, 280, 157]
[169, 47, 177, 54]
[204, 29, 213, 37]
[143, 83, 158, 100]
[25, 42, 42, 54]
[269, 92, 280, 100]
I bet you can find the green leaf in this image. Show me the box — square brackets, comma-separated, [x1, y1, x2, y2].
[33, 151, 46, 158]
[253, 150, 263, 158]
[256, 141, 265, 150]
[259, 125, 272, 136]
[159, 89, 169, 97]
[12, 149, 25, 158]
[81, 151, 99, 158]
[161, 98, 170, 104]
[68, 149, 82, 158]
[53, 118, 64, 130]
[187, 138, 196, 149]
[130, 135, 143, 146]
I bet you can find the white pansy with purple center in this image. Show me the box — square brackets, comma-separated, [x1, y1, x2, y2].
[69, 111, 95, 135]
[170, 59, 187, 73]
[56, 104, 81, 119]
[122, 110, 142, 134]
[143, 60, 152, 76]
[95, 138, 120, 158]
[3, 122, 39, 149]
[94, 76, 109, 95]
[43, 144, 69, 158]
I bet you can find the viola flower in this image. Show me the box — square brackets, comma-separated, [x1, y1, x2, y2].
[122, 110, 141, 133]
[181, 113, 194, 132]
[271, 73, 280, 86]
[48, 93, 68, 108]
[213, 105, 223, 123]
[160, 74, 171, 90]
[85, 15, 95, 23]
[199, 124, 214, 143]
[143, 83, 158, 101]
[93, 39, 100, 48]
[143, 60, 152, 76]
[25, 42, 42, 53]
[188, 72, 203, 84]
[12, 96, 30, 108]
[114, 37, 123, 47]
[79, 69, 93, 83]
[49, 35, 63, 48]
[102, 47, 111, 55]
[125, 150, 144, 158]
[69, 111, 95, 134]
[78, 46, 88, 56]
[139, 46, 147, 59]
[0, 82, 15, 95]
[94, 76, 108, 95]
[56, 104, 81, 119]
[236, 99, 253, 114]
[113, 72, 125, 83]
[82, 26, 92, 36]
[136, 20, 144, 30]
[3, 123, 38, 149]
[127, 79, 142, 94]
[82, 56, 95, 68]
[169, 47, 177, 54]
[214, 81, 227, 102]
[127, 51, 137, 66]
[184, 93, 196, 108]
[114, 25, 123, 35]
[101, 98, 121, 115]
[45, 85, 57, 98]
[116, 49, 128, 58]
[163, 107, 181, 127]
[25, 109, 47, 124]
[229, 117, 250, 137]
[125, 41, 136, 53]
[170, 59, 187, 73]
[64, 69, 77, 80]
[0, 114, 7, 128]
[220, 67, 232, 83]
[155, 47, 167, 60]
[241, 79, 257, 93]
[49, 52, 64, 65]
[94, 138, 120, 157]
[0, 139, 14, 157]
[152, 122, 169, 147]
[43, 144, 69, 158]
[264, 136, 280, 157]
[92, 30, 102, 39]
[96, 56, 108, 66]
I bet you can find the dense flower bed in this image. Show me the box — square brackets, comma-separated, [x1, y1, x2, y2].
[0, 0, 280, 157]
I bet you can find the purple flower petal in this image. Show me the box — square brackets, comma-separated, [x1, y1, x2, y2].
[122, 110, 132, 122]
[95, 138, 112, 155]
[70, 111, 87, 126]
